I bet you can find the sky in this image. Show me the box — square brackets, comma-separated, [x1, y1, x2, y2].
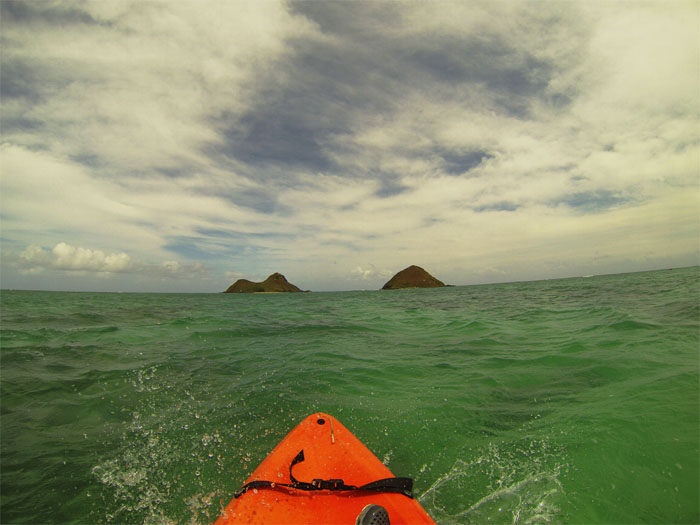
[1, 0, 698, 293]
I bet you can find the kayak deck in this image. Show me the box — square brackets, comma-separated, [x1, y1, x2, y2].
[215, 413, 434, 524]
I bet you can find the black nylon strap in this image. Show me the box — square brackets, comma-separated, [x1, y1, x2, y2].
[233, 449, 414, 499]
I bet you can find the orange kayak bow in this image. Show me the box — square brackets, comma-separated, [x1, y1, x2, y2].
[215, 413, 434, 524]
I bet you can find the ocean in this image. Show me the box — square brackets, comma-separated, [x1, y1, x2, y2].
[1, 267, 698, 524]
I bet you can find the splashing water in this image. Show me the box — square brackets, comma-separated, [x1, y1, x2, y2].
[420, 438, 568, 524]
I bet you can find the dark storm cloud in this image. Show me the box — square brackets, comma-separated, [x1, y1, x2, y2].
[554, 190, 636, 213]
[405, 34, 554, 96]
[474, 201, 521, 213]
[215, 2, 574, 180]
[194, 182, 293, 216]
[233, 188, 292, 216]
[3, 0, 578, 189]
[0, 55, 83, 118]
[0, 0, 105, 104]
[0, 1, 103, 27]
[438, 150, 493, 175]
[217, 34, 402, 176]
[222, 104, 338, 173]
[290, 1, 403, 36]
[1, 60, 46, 103]
[375, 176, 411, 198]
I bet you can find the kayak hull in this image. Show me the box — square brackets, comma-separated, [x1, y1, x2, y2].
[215, 413, 434, 524]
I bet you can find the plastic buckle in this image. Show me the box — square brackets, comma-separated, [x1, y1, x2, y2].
[312, 478, 344, 490]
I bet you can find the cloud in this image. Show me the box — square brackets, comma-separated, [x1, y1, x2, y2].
[1, 1, 698, 291]
[52, 243, 132, 272]
[1, 0, 315, 173]
[160, 260, 205, 277]
[16, 245, 51, 275]
[351, 264, 392, 282]
[15, 243, 206, 280]
[0, 143, 280, 262]
[19, 243, 132, 275]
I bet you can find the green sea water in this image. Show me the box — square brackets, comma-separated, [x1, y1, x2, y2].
[1, 267, 698, 524]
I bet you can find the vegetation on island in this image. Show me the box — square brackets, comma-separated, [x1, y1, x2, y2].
[381, 265, 446, 290]
[224, 273, 305, 293]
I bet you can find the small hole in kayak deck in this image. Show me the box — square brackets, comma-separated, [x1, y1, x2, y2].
[317, 418, 325, 425]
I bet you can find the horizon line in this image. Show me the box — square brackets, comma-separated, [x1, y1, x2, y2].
[1, 265, 695, 295]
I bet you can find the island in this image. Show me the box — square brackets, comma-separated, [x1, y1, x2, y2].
[224, 273, 305, 293]
[381, 265, 446, 290]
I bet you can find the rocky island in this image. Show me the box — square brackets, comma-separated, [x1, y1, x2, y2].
[381, 265, 446, 290]
[224, 273, 305, 293]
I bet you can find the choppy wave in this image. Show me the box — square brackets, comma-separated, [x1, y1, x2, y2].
[1, 268, 698, 523]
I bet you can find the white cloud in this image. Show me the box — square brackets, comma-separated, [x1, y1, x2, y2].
[20, 244, 51, 266]
[351, 264, 392, 282]
[18, 243, 133, 275]
[582, 3, 698, 113]
[2, 1, 316, 172]
[13, 243, 207, 282]
[52, 242, 132, 272]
